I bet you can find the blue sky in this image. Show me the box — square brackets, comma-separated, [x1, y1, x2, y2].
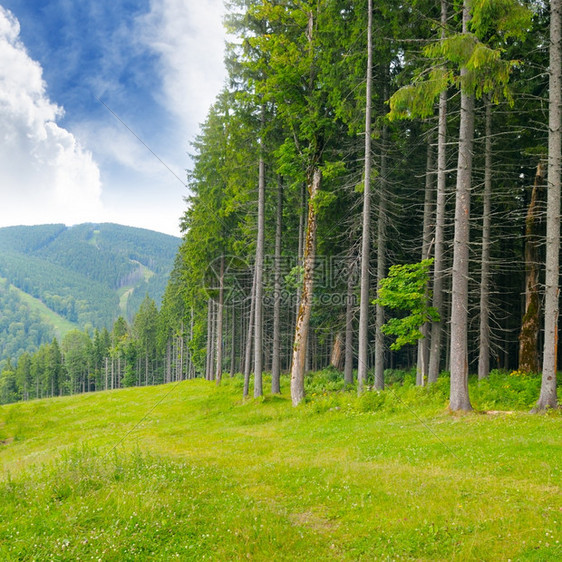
[0, 0, 226, 236]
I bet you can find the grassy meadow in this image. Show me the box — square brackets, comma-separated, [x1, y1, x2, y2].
[0, 370, 560, 561]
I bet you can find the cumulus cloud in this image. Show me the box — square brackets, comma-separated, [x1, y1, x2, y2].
[137, 0, 226, 135]
[0, 6, 103, 227]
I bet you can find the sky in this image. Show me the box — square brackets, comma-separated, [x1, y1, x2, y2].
[0, 0, 227, 237]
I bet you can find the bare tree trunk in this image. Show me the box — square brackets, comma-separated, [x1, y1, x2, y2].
[243, 271, 256, 398]
[357, 0, 373, 394]
[417, 138, 435, 385]
[254, 122, 266, 397]
[188, 310, 194, 379]
[179, 321, 185, 381]
[518, 163, 544, 374]
[215, 255, 224, 385]
[344, 261, 356, 385]
[164, 341, 170, 383]
[330, 332, 345, 371]
[205, 299, 212, 381]
[536, 0, 561, 411]
[290, 168, 321, 405]
[374, 121, 388, 391]
[478, 100, 493, 379]
[172, 339, 176, 382]
[230, 305, 236, 377]
[428, 0, 448, 385]
[272, 176, 283, 393]
[449, 2, 474, 412]
[296, 182, 306, 321]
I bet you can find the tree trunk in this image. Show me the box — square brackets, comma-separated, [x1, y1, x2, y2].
[417, 137, 435, 385]
[215, 255, 224, 385]
[478, 99, 493, 379]
[344, 260, 356, 385]
[330, 332, 345, 371]
[428, 0, 448, 385]
[205, 299, 213, 381]
[536, 0, 561, 411]
[179, 322, 185, 381]
[518, 162, 543, 374]
[357, 0, 373, 394]
[272, 176, 283, 393]
[290, 168, 321, 406]
[145, 352, 149, 386]
[374, 120, 389, 391]
[254, 109, 266, 398]
[189, 307, 195, 379]
[209, 300, 216, 381]
[449, 2, 474, 412]
[296, 182, 306, 321]
[243, 270, 256, 398]
[230, 305, 236, 377]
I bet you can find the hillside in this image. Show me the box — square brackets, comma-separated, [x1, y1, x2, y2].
[0, 223, 180, 363]
[0, 375, 560, 560]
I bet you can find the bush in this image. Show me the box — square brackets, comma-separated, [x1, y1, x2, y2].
[305, 366, 348, 394]
[470, 369, 543, 410]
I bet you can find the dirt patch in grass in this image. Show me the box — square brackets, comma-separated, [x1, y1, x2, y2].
[290, 510, 338, 533]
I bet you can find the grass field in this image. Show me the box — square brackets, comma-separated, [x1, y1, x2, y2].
[0, 371, 560, 561]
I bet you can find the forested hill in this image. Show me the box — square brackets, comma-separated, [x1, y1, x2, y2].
[0, 223, 180, 362]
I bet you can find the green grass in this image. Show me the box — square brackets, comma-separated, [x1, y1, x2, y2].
[0, 372, 560, 561]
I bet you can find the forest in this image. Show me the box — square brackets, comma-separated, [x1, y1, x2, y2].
[0, 223, 179, 366]
[166, 0, 560, 412]
[1, 0, 561, 412]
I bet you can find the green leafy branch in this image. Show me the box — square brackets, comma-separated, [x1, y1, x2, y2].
[374, 259, 439, 351]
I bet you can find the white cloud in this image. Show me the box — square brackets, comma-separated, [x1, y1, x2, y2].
[137, 0, 226, 136]
[0, 5, 104, 228]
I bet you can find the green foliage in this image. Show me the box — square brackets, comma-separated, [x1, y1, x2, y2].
[425, 34, 516, 102]
[375, 259, 439, 350]
[388, 67, 450, 119]
[305, 366, 347, 394]
[388, 0, 532, 120]
[310, 189, 337, 213]
[470, 0, 532, 42]
[471, 369, 543, 410]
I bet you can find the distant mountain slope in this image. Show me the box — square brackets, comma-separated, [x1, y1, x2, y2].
[0, 278, 55, 362]
[0, 223, 181, 363]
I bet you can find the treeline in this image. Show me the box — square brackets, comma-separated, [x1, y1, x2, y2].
[0, 297, 194, 404]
